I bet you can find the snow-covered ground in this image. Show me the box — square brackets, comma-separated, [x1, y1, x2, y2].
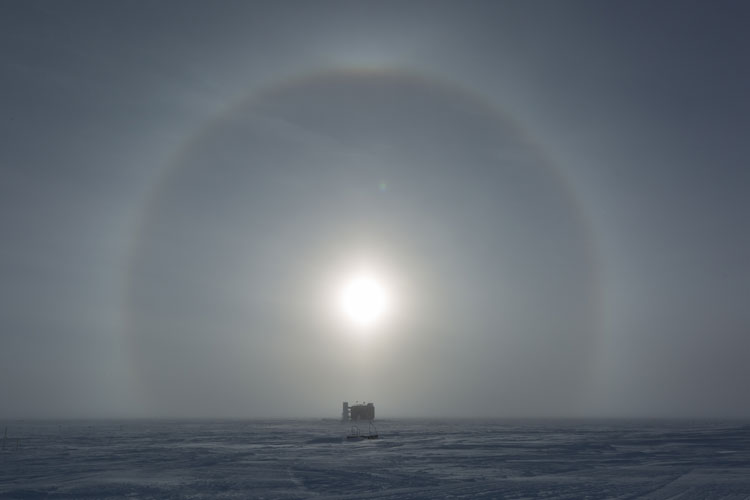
[1, 419, 749, 499]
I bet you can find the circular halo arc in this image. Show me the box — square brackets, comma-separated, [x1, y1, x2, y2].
[121, 66, 603, 413]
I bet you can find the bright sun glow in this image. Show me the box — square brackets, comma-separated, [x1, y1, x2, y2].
[339, 273, 391, 328]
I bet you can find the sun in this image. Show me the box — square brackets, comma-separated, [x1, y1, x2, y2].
[338, 273, 391, 328]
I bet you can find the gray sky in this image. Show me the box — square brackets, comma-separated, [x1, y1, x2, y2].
[2, 0, 749, 419]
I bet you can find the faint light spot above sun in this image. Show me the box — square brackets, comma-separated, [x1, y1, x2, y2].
[338, 272, 392, 329]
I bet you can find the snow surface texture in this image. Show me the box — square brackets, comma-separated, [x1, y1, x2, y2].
[1, 419, 749, 499]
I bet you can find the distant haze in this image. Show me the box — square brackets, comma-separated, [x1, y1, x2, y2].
[2, 1, 749, 418]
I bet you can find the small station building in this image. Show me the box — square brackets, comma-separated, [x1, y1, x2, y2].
[342, 401, 375, 421]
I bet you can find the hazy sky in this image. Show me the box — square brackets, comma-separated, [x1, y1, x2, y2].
[2, 1, 749, 419]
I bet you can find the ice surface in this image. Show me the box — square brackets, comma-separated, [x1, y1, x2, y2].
[1, 419, 749, 499]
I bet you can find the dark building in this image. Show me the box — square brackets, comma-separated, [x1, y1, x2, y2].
[342, 402, 375, 421]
